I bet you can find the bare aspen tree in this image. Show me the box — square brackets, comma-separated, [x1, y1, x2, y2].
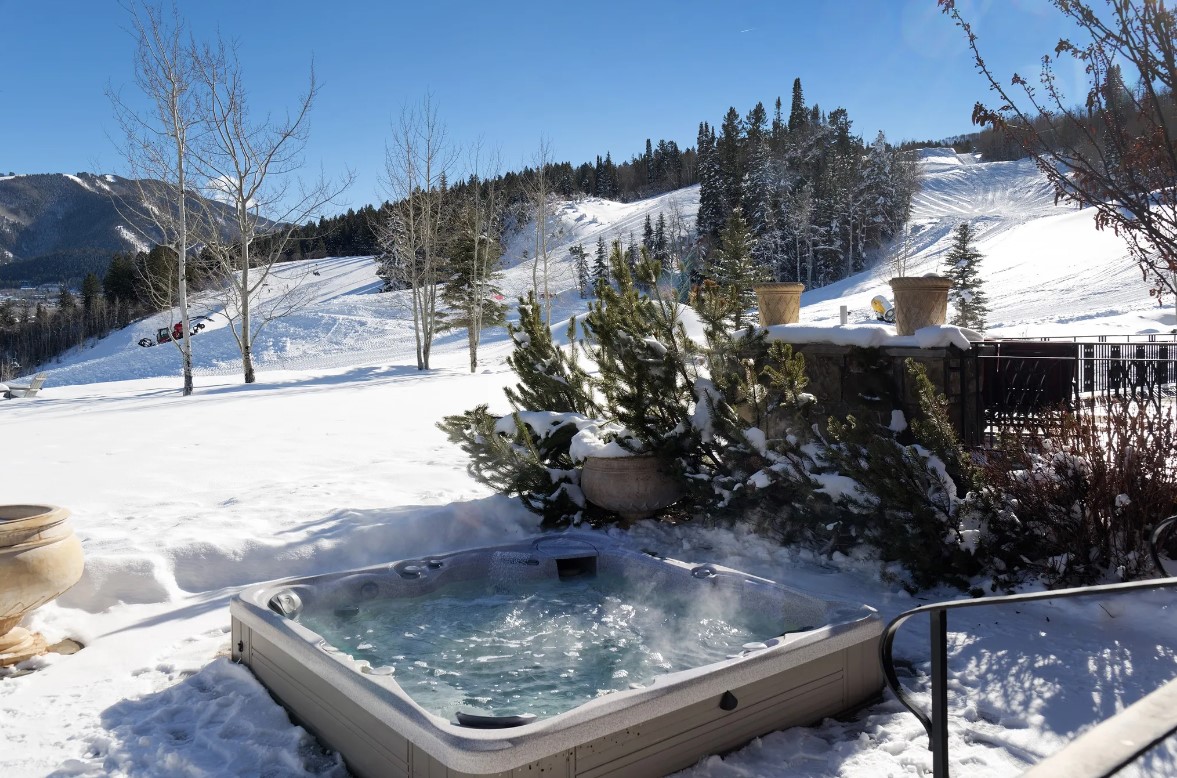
[450, 144, 504, 373]
[661, 195, 701, 298]
[108, 1, 200, 395]
[378, 96, 457, 370]
[524, 137, 559, 326]
[189, 37, 349, 384]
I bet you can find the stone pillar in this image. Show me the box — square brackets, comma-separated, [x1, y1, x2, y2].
[889, 276, 952, 336]
[753, 283, 805, 326]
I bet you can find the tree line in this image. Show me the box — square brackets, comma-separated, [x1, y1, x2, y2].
[696, 79, 921, 291]
[0, 282, 117, 381]
[0, 244, 220, 380]
[266, 138, 698, 264]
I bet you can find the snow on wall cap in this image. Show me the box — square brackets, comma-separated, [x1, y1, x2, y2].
[761, 323, 977, 350]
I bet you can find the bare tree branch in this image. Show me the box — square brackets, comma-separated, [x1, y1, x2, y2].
[942, 0, 1177, 315]
[189, 36, 352, 383]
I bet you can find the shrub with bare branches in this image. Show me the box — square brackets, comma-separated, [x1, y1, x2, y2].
[977, 401, 1177, 588]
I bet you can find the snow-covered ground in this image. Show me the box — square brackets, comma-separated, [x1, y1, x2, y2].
[2, 151, 1175, 777]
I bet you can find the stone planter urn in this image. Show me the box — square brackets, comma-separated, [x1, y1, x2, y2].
[753, 283, 805, 326]
[889, 275, 952, 336]
[0, 505, 85, 666]
[580, 455, 683, 524]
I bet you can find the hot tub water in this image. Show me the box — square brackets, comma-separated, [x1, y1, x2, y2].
[297, 572, 792, 721]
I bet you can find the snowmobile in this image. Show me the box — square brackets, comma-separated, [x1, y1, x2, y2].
[871, 295, 896, 324]
[137, 318, 207, 348]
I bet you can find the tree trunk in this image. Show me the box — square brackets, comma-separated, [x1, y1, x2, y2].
[176, 117, 193, 397]
[240, 202, 255, 384]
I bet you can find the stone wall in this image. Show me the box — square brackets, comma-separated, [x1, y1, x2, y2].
[788, 343, 982, 444]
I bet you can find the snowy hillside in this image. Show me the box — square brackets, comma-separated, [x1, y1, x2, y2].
[3, 155, 1176, 777]
[802, 148, 1172, 335]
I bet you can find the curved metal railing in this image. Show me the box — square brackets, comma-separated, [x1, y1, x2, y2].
[880, 514, 1177, 777]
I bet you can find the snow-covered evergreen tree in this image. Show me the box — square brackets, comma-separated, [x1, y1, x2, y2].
[788, 78, 807, 133]
[593, 235, 609, 287]
[742, 103, 778, 274]
[653, 212, 669, 271]
[944, 222, 988, 330]
[696, 122, 725, 239]
[707, 207, 768, 328]
[717, 107, 745, 217]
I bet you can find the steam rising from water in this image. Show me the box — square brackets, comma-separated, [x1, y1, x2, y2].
[299, 572, 789, 721]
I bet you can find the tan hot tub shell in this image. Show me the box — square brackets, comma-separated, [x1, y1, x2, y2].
[230, 534, 883, 777]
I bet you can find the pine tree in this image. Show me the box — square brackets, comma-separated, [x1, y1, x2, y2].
[862, 130, 897, 248]
[624, 234, 640, 280]
[653, 213, 668, 270]
[707, 207, 768, 328]
[642, 214, 654, 252]
[57, 285, 78, 313]
[438, 216, 507, 372]
[81, 273, 103, 313]
[717, 107, 745, 217]
[788, 78, 807, 133]
[742, 123, 774, 270]
[771, 96, 786, 153]
[944, 222, 988, 331]
[593, 235, 609, 287]
[696, 122, 725, 239]
[439, 293, 597, 523]
[597, 152, 617, 199]
[585, 244, 698, 462]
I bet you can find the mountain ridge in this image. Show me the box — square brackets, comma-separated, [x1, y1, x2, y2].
[0, 172, 234, 286]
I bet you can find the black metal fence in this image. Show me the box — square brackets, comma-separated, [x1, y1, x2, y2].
[966, 335, 1177, 444]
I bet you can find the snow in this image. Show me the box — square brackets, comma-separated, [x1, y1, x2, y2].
[115, 225, 150, 254]
[63, 173, 96, 192]
[3, 154, 1177, 777]
[763, 323, 979, 350]
[569, 420, 638, 461]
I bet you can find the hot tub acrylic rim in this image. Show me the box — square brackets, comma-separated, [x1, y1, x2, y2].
[230, 533, 882, 773]
[239, 532, 858, 622]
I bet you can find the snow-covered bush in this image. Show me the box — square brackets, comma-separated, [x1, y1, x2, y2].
[824, 359, 982, 590]
[440, 249, 829, 531]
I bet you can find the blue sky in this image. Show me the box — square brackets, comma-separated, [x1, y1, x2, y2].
[1, 0, 1081, 215]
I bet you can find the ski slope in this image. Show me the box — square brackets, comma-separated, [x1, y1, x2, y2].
[40, 150, 1171, 389]
[799, 148, 1172, 336]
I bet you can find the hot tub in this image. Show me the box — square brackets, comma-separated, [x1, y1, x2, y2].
[230, 534, 882, 777]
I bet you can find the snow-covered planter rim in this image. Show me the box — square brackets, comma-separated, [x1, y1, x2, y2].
[888, 274, 952, 289]
[569, 420, 646, 463]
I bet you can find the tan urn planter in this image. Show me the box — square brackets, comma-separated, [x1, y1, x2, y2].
[889, 275, 952, 336]
[753, 283, 804, 326]
[580, 455, 683, 524]
[0, 505, 85, 666]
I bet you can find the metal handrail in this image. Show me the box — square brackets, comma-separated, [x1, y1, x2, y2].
[880, 514, 1177, 777]
[1151, 514, 1177, 577]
